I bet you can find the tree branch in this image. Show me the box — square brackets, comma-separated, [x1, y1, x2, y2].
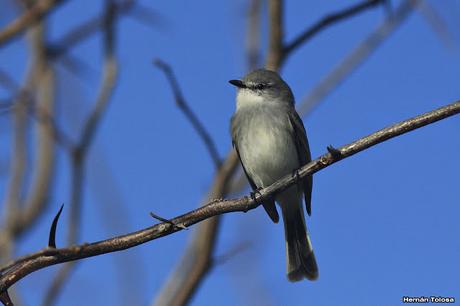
[282, 0, 384, 61]
[154, 59, 222, 169]
[265, 0, 284, 71]
[0, 0, 66, 46]
[298, 0, 419, 115]
[41, 2, 119, 304]
[1, 99, 458, 298]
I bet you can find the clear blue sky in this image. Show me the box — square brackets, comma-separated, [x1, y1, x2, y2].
[0, 1, 459, 306]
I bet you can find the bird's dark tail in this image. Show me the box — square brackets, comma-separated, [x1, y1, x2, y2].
[280, 193, 318, 281]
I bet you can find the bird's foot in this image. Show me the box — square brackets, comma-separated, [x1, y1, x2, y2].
[248, 187, 263, 212]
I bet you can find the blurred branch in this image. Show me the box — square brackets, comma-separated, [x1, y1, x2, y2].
[265, 0, 284, 71]
[246, 0, 262, 70]
[0, 0, 65, 46]
[9, 24, 56, 239]
[0, 92, 29, 263]
[153, 1, 285, 305]
[154, 59, 222, 169]
[152, 151, 239, 306]
[1, 99, 459, 299]
[298, 0, 420, 116]
[46, 1, 162, 60]
[41, 2, 119, 305]
[282, 0, 384, 62]
[416, 0, 459, 51]
[0, 70, 19, 92]
[27, 102, 75, 150]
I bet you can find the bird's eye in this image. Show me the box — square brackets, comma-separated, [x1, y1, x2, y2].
[255, 84, 266, 90]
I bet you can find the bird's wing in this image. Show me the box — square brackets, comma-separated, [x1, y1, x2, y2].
[233, 141, 279, 223]
[288, 111, 313, 216]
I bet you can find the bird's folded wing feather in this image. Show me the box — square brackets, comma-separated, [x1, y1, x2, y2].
[288, 111, 313, 216]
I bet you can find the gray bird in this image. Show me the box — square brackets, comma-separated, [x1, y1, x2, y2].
[229, 69, 318, 281]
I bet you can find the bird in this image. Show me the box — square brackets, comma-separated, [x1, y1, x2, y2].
[229, 69, 318, 281]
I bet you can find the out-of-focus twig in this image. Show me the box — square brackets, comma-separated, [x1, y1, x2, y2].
[41, 2, 119, 305]
[1, 99, 459, 296]
[265, 0, 284, 71]
[416, 0, 459, 51]
[298, 0, 420, 116]
[0, 0, 66, 46]
[0, 70, 19, 92]
[154, 59, 222, 169]
[152, 1, 285, 306]
[246, 0, 262, 70]
[46, 1, 162, 60]
[282, 0, 385, 63]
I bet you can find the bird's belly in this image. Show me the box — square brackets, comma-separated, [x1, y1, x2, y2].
[239, 123, 299, 188]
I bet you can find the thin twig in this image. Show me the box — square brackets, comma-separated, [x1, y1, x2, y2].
[154, 59, 222, 168]
[46, 1, 161, 60]
[282, 0, 384, 61]
[0, 99, 458, 295]
[150, 212, 187, 230]
[298, 0, 419, 116]
[212, 241, 251, 267]
[416, 0, 459, 51]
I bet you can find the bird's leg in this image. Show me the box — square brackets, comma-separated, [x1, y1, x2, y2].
[292, 168, 302, 191]
[327, 145, 342, 159]
[248, 187, 263, 212]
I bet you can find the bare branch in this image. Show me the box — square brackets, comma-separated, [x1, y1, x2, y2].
[298, 0, 420, 116]
[0, 99, 458, 296]
[41, 2, 118, 304]
[246, 0, 262, 70]
[0, 19, 57, 254]
[154, 59, 222, 168]
[416, 0, 459, 51]
[266, 0, 284, 71]
[282, 0, 384, 60]
[152, 151, 239, 306]
[46, 2, 161, 60]
[154, 1, 285, 304]
[0, 69, 19, 92]
[0, 0, 66, 46]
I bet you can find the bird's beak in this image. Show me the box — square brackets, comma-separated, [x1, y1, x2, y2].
[229, 79, 246, 88]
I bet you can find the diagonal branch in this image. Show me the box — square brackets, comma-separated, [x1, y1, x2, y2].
[0, 99, 458, 297]
[0, 0, 66, 46]
[154, 59, 222, 168]
[298, 0, 419, 115]
[282, 0, 385, 61]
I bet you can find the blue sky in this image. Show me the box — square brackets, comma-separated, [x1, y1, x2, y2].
[1, 1, 459, 305]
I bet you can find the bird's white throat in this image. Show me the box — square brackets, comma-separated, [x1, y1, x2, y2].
[236, 89, 265, 110]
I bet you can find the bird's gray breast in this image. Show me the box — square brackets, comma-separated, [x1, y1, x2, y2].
[232, 104, 299, 188]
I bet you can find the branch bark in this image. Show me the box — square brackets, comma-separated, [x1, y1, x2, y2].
[0, 0, 65, 46]
[0, 99, 458, 298]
